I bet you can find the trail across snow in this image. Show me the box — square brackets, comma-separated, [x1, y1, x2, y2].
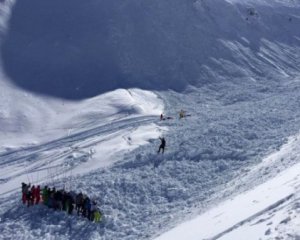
[0, 86, 165, 197]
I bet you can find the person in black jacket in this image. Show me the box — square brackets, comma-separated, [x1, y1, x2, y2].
[157, 137, 166, 154]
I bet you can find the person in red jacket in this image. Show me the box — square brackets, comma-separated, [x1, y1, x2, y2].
[31, 185, 36, 205]
[35, 185, 41, 204]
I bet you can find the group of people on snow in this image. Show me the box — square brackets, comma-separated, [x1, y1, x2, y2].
[22, 183, 41, 206]
[21, 183, 102, 222]
[160, 109, 188, 121]
[20, 110, 188, 220]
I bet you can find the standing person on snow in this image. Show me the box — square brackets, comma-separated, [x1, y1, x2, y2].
[42, 186, 49, 205]
[179, 109, 185, 119]
[85, 197, 92, 220]
[94, 207, 102, 222]
[26, 185, 32, 207]
[21, 183, 27, 204]
[75, 192, 83, 216]
[157, 137, 166, 154]
[31, 185, 36, 205]
[160, 113, 164, 121]
[32, 185, 41, 204]
[90, 200, 97, 221]
[35, 185, 41, 204]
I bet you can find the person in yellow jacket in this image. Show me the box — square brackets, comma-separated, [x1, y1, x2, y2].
[94, 208, 102, 222]
[179, 109, 185, 119]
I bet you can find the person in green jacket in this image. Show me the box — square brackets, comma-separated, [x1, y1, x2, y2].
[94, 208, 102, 222]
[42, 186, 49, 205]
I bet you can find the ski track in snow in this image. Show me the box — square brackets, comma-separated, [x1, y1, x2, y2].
[0, 115, 164, 196]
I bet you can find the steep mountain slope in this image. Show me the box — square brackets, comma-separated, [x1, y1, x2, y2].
[156, 134, 300, 240]
[1, 0, 300, 99]
[0, 0, 300, 239]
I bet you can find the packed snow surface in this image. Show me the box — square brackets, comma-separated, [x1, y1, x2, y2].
[0, 0, 300, 239]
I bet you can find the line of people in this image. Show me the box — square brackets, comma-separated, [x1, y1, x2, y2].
[21, 183, 102, 222]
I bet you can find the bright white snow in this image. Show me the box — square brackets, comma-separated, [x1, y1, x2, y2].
[156, 135, 300, 240]
[0, 86, 165, 196]
[0, 0, 300, 239]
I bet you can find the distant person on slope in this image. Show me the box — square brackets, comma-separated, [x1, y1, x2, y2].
[160, 113, 164, 121]
[31, 185, 36, 205]
[26, 185, 32, 207]
[157, 137, 166, 154]
[179, 109, 185, 119]
[21, 182, 28, 204]
[35, 185, 41, 204]
[94, 207, 102, 222]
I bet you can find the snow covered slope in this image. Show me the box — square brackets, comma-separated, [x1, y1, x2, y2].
[0, 86, 165, 195]
[0, 0, 300, 239]
[156, 134, 300, 240]
[1, 0, 300, 99]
